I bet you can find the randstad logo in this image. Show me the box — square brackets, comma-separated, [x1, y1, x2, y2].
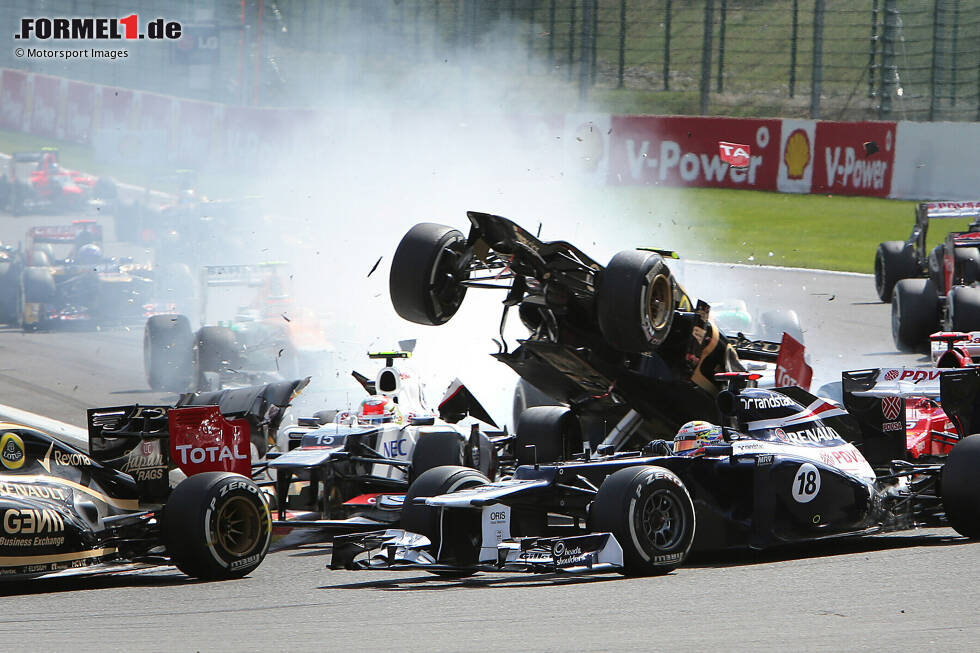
[783, 129, 811, 180]
[0, 433, 26, 471]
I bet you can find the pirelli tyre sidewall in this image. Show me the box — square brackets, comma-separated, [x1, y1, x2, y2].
[164, 472, 272, 580]
[389, 223, 469, 326]
[891, 278, 939, 352]
[597, 250, 676, 352]
[592, 466, 695, 576]
[941, 434, 980, 539]
[874, 240, 918, 303]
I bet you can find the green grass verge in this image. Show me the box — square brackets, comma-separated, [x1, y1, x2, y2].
[2, 127, 965, 274]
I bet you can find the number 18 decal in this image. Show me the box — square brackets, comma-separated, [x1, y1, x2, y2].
[792, 463, 820, 503]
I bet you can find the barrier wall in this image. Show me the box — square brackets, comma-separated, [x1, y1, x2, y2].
[1, 67, 975, 201]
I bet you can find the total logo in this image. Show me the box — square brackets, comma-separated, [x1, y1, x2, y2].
[174, 444, 247, 465]
[0, 433, 25, 471]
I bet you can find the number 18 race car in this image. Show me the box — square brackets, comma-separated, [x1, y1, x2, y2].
[0, 379, 302, 582]
[331, 370, 980, 578]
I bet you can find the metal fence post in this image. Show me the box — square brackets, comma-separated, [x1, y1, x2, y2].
[700, 0, 714, 114]
[951, 0, 959, 105]
[568, 1, 577, 81]
[618, 0, 627, 88]
[716, 0, 727, 93]
[880, 0, 898, 119]
[548, 0, 556, 68]
[790, 0, 799, 98]
[579, 0, 594, 107]
[868, 0, 879, 100]
[663, 0, 672, 90]
[929, 0, 945, 120]
[810, 0, 825, 119]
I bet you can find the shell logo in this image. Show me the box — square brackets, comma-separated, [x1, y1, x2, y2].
[783, 129, 811, 180]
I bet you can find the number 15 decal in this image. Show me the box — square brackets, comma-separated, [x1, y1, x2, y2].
[792, 463, 821, 503]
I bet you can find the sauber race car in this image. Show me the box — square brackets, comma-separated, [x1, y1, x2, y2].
[143, 263, 331, 392]
[0, 149, 116, 214]
[875, 200, 980, 350]
[0, 379, 303, 582]
[331, 370, 980, 578]
[388, 212, 810, 458]
[20, 221, 178, 331]
[268, 351, 506, 534]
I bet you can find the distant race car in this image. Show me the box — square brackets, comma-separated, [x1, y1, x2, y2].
[0, 148, 116, 214]
[330, 369, 980, 578]
[143, 263, 332, 392]
[0, 379, 304, 582]
[874, 200, 980, 350]
[20, 220, 185, 331]
[388, 212, 810, 458]
[268, 351, 505, 535]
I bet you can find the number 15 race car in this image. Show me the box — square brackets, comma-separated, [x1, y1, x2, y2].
[331, 370, 980, 578]
[0, 379, 302, 582]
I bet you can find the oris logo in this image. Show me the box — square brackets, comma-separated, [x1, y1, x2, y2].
[882, 397, 902, 421]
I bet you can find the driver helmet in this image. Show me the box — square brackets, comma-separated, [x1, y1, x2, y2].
[356, 395, 401, 425]
[674, 420, 724, 455]
[75, 243, 102, 264]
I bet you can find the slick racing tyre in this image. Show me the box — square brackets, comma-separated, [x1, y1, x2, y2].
[144, 314, 196, 392]
[389, 223, 469, 326]
[598, 250, 676, 352]
[512, 379, 560, 430]
[515, 406, 583, 466]
[409, 432, 466, 484]
[941, 434, 980, 539]
[874, 241, 918, 303]
[956, 247, 980, 286]
[29, 248, 52, 267]
[591, 466, 695, 576]
[949, 286, 980, 333]
[164, 472, 272, 580]
[0, 262, 22, 326]
[401, 466, 490, 571]
[197, 326, 240, 373]
[23, 266, 55, 303]
[891, 278, 940, 352]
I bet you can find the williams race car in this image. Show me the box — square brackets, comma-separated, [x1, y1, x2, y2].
[389, 212, 808, 458]
[0, 379, 303, 582]
[331, 370, 980, 577]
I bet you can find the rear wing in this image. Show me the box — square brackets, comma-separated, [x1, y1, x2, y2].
[198, 262, 290, 323]
[87, 378, 308, 502]
[908, 201, 980, 263]
[842, 366, 980, 466]
[27, 221, 103, 245]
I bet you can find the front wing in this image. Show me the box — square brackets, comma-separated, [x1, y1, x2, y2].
[330, 529, 624, 575]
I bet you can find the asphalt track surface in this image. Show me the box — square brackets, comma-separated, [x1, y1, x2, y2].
[1, 210, 978, 652]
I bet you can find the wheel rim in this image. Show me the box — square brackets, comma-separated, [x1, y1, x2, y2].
[645, 274, 672, 331]
[213, 495, 263, 557]
[638, 488, 685, 551]
[427, 238, 468, 323]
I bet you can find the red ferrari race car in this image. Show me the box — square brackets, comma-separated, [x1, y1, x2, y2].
[875, 200, 980, 350]
[0, 148, 117, 214]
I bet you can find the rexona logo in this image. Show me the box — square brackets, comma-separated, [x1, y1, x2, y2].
[0, 433, 26, 471]
[783, 129, 811, 180]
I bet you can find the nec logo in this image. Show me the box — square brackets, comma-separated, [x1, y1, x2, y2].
[382, 439, 408, 457]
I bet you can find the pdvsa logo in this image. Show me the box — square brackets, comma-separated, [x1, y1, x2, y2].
[0, 433, 25, 471]
[783, 129, 811, 180]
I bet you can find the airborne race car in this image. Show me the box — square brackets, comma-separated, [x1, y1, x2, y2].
[0, 149, 116, 214]
[143, 263, 331, 392]
[269, 351, 505, 534]
[874, 200, 980, 350]
[388, 212, 811, 460]
[0, 379, 303, 582]
[331, 370, 980, 577]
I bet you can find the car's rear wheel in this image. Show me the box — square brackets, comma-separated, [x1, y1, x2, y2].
[0, 262, 22, 326]
[144, 314, 195, 392]
[515, 406, 582, 466]
[598, 250, 676, 352]
[956, 247, 980, 286]
[590, 466, 695, 576]
[891, 278, 940, 352]
[197, 326, 240, 373]
[941, 434, 980, 539]
[400, 465, 489, 573]
[389, 223, 470, 326]
[949, 285, 980, 333]
[164, 472, 271, 580]
[874, 241, 918, 303]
